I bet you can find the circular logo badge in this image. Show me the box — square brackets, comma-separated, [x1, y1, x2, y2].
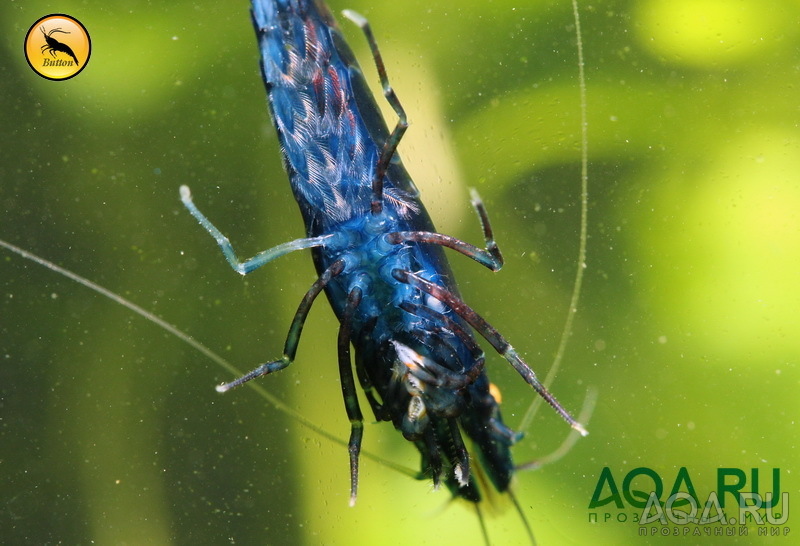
[25, 14, 91, 81]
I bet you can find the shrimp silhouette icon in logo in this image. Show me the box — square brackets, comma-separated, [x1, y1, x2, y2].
[39, 25, 81, 66]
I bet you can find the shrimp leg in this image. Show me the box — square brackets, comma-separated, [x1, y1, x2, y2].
[180, 185, 332, 274]
[216, 260, 345, 392]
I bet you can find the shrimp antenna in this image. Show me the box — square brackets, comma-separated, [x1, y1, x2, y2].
[520, 0, 590, 432]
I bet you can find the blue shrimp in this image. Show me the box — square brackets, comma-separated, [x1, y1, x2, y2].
[180, 0, 586, 519]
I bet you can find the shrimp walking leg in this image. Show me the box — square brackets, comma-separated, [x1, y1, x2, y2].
[392, 269, 588, 437]
[388, 189, 504, 271]
[180, 185, 331, 275]
[341, 10, 408, 215]
[216, 260, 345, 392]
[337, 287, 365, 506]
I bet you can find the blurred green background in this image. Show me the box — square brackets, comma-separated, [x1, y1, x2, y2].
[1, 0, 797, 544]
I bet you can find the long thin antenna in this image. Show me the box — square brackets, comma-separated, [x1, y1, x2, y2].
[521, 0, 589, 431]
[0, 237, 417, 478]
